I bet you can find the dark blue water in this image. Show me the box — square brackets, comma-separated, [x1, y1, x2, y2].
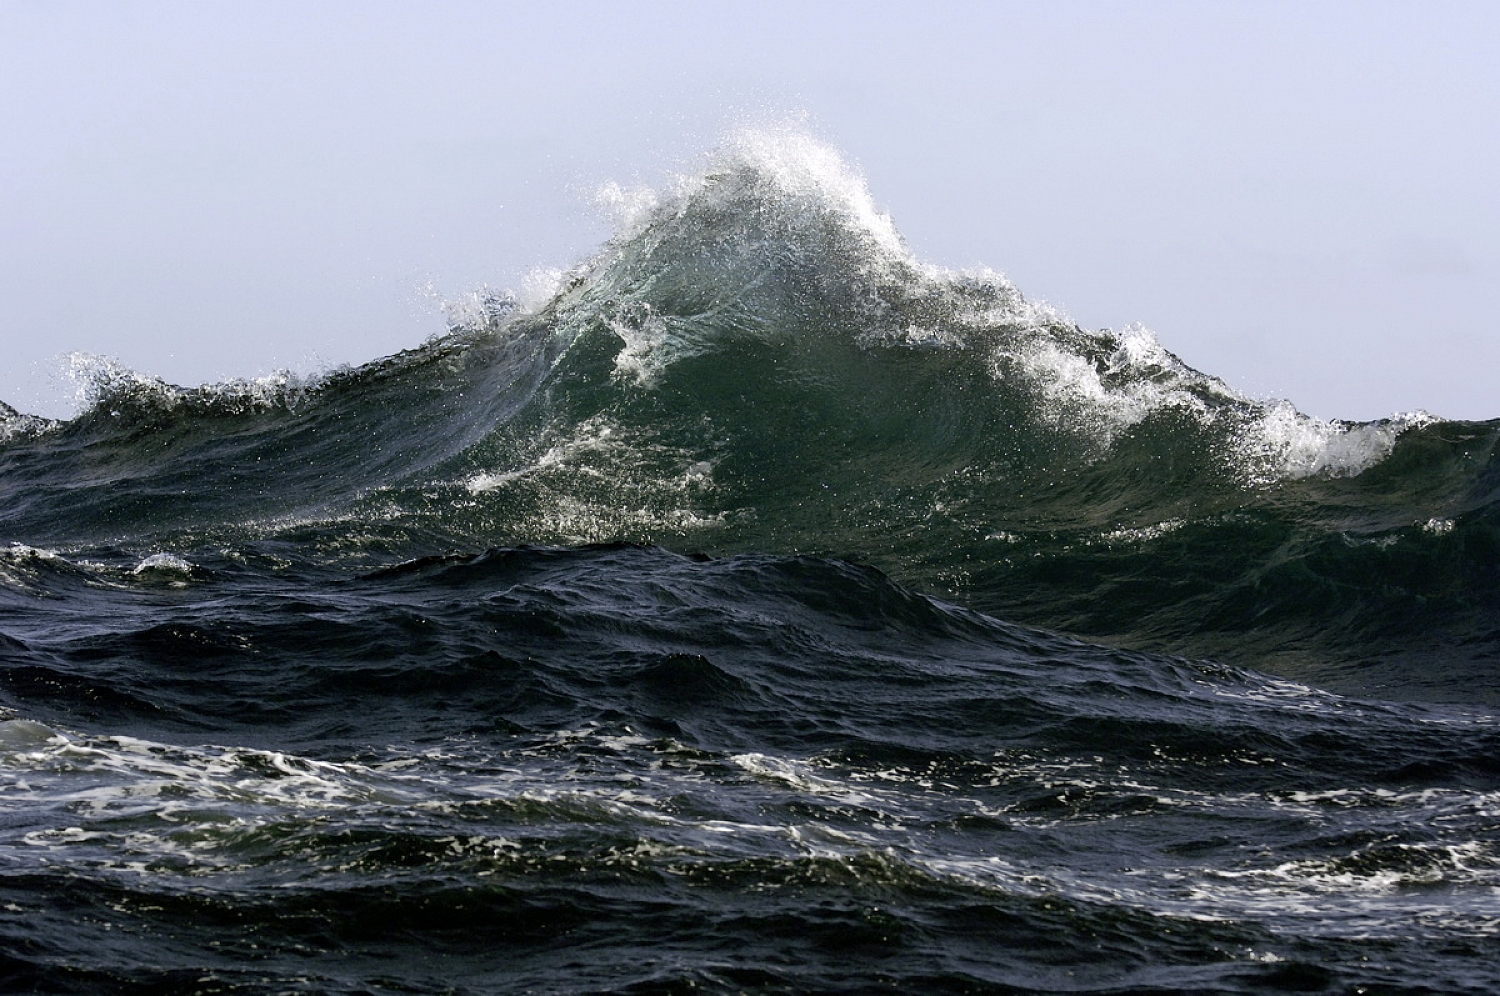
[2, 133, 1497, 994]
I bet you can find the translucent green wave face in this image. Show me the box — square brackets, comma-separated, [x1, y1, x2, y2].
[1, 130, 1496, 700]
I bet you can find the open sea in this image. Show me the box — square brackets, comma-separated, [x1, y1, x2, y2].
[2, 133, 1497, 994]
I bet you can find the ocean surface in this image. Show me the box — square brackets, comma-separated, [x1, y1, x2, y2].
[2, 132, 1497, 994]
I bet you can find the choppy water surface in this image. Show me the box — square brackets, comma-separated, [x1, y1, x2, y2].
[2, 132, 1497, 994]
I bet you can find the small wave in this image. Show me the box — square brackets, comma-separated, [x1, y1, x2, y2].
[130, 553, 204, 585]
[0, 399, 56, 441]
[63, 352, 329, 420]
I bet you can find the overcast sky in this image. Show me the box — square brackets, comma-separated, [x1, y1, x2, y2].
[3, 0, 1496, 421]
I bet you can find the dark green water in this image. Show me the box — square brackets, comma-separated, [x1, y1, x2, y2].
[2, 134, 1497, 994]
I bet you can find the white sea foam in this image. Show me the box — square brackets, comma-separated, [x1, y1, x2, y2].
[984, 322, 1216, 453]
[1008, 339, 1161, 443]
[3, 712, 1496, 943]
[463, 414, 721, 543]
[0, 401, 54, 440]
[131, 552, 197, 578]
[717, 125, 908, 263]
[1237, 404, 1433, 482]
[62, 352, 325, 417]
[466, 415, 623, 493]
[0, 543, 74, 592]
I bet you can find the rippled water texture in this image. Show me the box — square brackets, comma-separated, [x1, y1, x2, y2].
[2, 132, 1497, 994]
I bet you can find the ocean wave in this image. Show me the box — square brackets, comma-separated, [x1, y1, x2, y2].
[0, 131, 1496, 701]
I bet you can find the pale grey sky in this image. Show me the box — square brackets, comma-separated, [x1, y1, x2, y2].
[3, 0, 1496, 421]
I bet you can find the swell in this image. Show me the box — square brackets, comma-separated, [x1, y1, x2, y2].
[4, 543, 1497, 782]
[3, 544, 1498, 994]
[1, 130, 1496, 701]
